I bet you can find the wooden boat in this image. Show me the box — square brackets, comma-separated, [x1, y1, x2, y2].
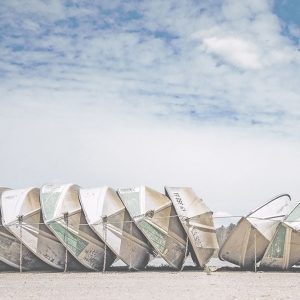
[1, 187, 82, 270]
[117, 186, 187, 269]
[79, 187, 151, 270]
[165, 187, 219, 267]
[219, 194, 291, 268]
[0, 188, 49, 271]
[40, 184, 116, 271]
[260, 200, 300, 270]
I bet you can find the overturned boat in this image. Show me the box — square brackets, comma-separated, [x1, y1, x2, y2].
[260, 201, 300, 270]
[117, 186, 187, 269]
[218, 194, 290, 268]
[165, 187, 219, 267]
[1, 187, 82, 270]
[79, 187, 151, 270]
[0, 188, 50, 271]
[40, 184, 116, 271]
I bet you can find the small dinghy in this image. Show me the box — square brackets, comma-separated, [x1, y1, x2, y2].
[1, 187, 81, 270]
[219, 194, 290, 268]
[40, 184, 116, 271]
[79, 187, 151, 270]
[165, 187, 219, 267]
[117, 186, 187, 269]
[0, 188, 50, 271]
[260, 200, 300, 270]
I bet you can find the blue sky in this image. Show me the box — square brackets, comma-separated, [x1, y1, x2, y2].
[0, 0, 300, 215]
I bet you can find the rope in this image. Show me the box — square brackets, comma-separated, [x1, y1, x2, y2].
[102, 215, 107, 273]
[2, 213, 299, 228]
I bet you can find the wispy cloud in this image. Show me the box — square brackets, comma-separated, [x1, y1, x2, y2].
[1, 0, 299, 132]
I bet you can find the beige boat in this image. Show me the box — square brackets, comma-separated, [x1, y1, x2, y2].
[165, 187, 219, 267]
[40, 183, 116, 271]
[0, 188, 49, 271]
[117, 186, 187, 269]
[79, 187, 151, 270]
[1, 187, 82, 270]
[260, 200, 300, 270]
[219, 194, 291, 268]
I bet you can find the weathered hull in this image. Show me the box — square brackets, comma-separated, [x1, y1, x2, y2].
[219, 218, 269, 267]
[8, 210, 82, 270]
[0, 224, 49, 271]
[40, 184, 116, 271]
[0, 188, 50, 271]
[165, 187, 219, 267]
[218, 194, 291, 268]
[260, 200, 300, 270]
[1, 188, 83, 270]
[118, 187, 187, 269]
[260, 224, 300, 270]
[80, 187, 151, 270]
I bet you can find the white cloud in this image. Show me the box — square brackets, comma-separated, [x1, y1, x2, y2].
[0, 0, 300, 214]
[202, 36, 262, 69]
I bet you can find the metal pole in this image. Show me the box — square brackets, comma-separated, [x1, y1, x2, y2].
[18, 215, 23, 273]
[254, 229, 257, 273]
[129, 220, 132, 270]
[102, 215, 107, 273]
[64, 212, 68, 272]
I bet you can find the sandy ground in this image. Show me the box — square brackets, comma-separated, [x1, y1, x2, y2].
[1, 269, 300, 300]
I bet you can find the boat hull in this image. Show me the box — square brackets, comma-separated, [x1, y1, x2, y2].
[118, 187, 187, 269]
[80, 187, 151, 270]
[41, 184, 116, 271]
[260, 223, 300, 270]
[219, 218, 268, 268]
[165, 187, 219, 268]
[218, 194, 291, 268]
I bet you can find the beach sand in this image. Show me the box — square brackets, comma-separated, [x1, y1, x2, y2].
[0, 268, 299, 300]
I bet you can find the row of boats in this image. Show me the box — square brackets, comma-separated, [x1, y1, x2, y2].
[0, 185, 218, 271]
[0, 185, 299, 271]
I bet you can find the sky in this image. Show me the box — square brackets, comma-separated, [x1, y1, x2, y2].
[0, 0, 300, 219]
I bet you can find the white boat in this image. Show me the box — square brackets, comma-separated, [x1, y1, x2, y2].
[117, 186, 187, 269]
[0, 188, 49, 270]
[1, 187, 82, 270]
[219, 194, 291, 268]
[165, 187, 219, 267]
[260, 200, 300, 270]
[79, 187, 151, 270]
[40, 183, 116, 271]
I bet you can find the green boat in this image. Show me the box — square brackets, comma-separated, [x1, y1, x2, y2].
[40, 183, 116, 271]
[118, 186, 187, 269]
[260, 199, 300, 270]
